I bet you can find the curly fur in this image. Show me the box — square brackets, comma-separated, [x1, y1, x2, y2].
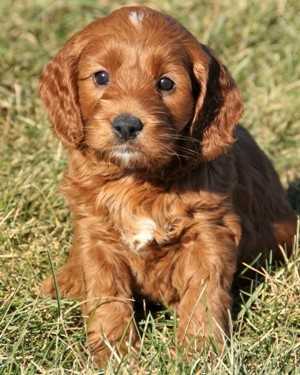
[39, 6, 296, 365]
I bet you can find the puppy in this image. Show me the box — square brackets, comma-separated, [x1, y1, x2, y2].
[39, 6, 297, 365]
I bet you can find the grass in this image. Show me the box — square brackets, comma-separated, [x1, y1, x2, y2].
[0, 0, 300, 373]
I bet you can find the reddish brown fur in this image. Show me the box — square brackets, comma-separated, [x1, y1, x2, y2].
[39, 6, 297, 365]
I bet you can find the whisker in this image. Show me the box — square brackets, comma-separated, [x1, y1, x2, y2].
[155, 134, 200, 157]
[158, 133, 201, 144]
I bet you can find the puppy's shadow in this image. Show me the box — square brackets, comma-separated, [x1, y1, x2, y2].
[133, 296, 171, 330]
[231, 262, 269, 322]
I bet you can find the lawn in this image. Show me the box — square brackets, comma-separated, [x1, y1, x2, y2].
[0, 0, 299, 373]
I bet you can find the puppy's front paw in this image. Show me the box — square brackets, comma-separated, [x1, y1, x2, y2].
[86, 301, 138, 367]
[177, 309, 227, 355]
[39, 275, 57, 297]
[39, 262, 84, 299]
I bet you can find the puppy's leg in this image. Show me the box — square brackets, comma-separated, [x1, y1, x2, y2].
[81, 246, 137, 366]
[173, 226, 238, 351]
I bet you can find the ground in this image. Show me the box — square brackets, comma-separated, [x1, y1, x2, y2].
[0, 0, 299, 373]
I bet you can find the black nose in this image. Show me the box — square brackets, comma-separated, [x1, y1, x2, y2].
[112, 114, 143, 140]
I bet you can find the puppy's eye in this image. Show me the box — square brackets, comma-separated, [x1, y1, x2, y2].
[157, 76, 175, 92]
[93, 70, 109, 86]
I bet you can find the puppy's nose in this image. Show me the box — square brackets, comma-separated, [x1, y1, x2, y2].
[112, 114, 143, 140]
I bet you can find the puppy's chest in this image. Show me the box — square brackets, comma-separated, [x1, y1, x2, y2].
[119, 212, 192, 253]
[115, 208, 182, 253]
[97, 184, 193, 252]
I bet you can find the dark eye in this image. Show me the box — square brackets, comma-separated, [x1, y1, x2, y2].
[157, 76, 175, 92]
[93, 70, 109, 86]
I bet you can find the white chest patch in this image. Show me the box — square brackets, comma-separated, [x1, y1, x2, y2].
[129, 10, 144, 27]
[126, 218, 156, 252]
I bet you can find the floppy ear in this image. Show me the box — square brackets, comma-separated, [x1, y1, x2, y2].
[189, 44, 243, 161]
[39, 37, 86, 147]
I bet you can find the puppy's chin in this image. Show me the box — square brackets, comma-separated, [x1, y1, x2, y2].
[110, 145, 148, 170]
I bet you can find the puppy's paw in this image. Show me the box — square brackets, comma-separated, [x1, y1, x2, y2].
[39, 275, 57, 297]
[87, 330, 112, 367]
[39, 262, 84, 299]
[177, 316, 226, 355]
[86, 303, 138, 367]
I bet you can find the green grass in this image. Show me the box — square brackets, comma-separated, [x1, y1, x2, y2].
[1, 0, 300, 373]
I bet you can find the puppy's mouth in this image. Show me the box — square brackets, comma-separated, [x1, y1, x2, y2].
[110, 144, 143, 167]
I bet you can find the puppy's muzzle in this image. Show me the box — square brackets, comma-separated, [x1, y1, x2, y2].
[112, 113, 144, 141]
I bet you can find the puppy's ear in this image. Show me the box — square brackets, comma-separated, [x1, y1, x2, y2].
[39, 37, 86, 147]
[188, 44, 243, 160]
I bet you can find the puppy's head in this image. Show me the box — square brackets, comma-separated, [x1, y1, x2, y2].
[40, 6, 243, 172]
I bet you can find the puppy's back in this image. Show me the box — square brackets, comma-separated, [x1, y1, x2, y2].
[232, 126, 296, 262]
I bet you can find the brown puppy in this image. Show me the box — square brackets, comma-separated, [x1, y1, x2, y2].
[39, 6, 297, 365]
